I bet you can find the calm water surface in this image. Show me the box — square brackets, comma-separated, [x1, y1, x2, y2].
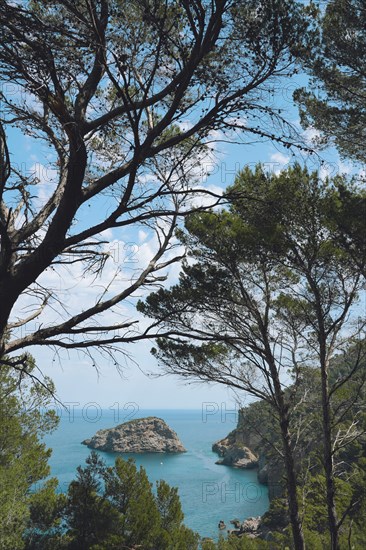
[43, 408, 269, 541]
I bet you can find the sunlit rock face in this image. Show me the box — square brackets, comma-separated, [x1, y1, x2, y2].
[82, 416, 186, 453]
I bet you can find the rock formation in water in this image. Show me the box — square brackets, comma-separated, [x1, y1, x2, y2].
[212, 430, 258, 469]
[212, 405, 283, 499]
[82, 416, 186, 453]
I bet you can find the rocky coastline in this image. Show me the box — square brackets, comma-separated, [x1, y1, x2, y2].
[212, 408, 284, 500]
[209, 516, 276, 542]
[211, 409, 286, 543]
[212, 430, 259, 469]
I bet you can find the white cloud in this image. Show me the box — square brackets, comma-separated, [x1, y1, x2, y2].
[30, 162, 58, 205]
[176, 120, 193, 132]
[138, 229, 148, 243]
[358, 168, 366, 181]
[302, 126, 322, 146]
[337, 161, 353, 176]
[224, 114, 248, 128]
[186, 183, 224, 209]
[269, 152, 290, 174]
[319, 163, 332, 181]
[270, 152, 290, 166]
[99, 228, 114, 240]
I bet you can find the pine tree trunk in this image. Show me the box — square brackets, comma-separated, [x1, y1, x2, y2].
[280, 412, 306, 550]
[268, 350, 306, 550]
[321, 363, 340, 550]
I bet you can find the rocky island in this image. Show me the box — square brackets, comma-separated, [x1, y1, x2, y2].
[82, 416, 186, 453]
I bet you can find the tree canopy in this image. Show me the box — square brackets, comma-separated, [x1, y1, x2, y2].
[1, 2, 366, 548]
[139, 164, 366, 549]
[295, 0, 366, 162]
[0, 0, 313, 371]
[26, 450, 199, 550]
[0, 357, 61, 549]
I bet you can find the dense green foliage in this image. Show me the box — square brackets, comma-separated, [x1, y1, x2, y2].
[28, 452, 199, 550]
[238, 357, 366, 548]
[296, 0, 366, 162]
[200, 347, 366, 549]
[0, 356, 60, 550]
[139, 164, 366, 549]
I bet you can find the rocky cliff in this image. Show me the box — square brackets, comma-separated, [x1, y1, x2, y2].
[82, 416, 186, 453]
[212, 429, 258, 468]
[212, 405, 284, 499]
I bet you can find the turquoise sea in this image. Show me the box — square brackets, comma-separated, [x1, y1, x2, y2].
[43, 408, 269, 541]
